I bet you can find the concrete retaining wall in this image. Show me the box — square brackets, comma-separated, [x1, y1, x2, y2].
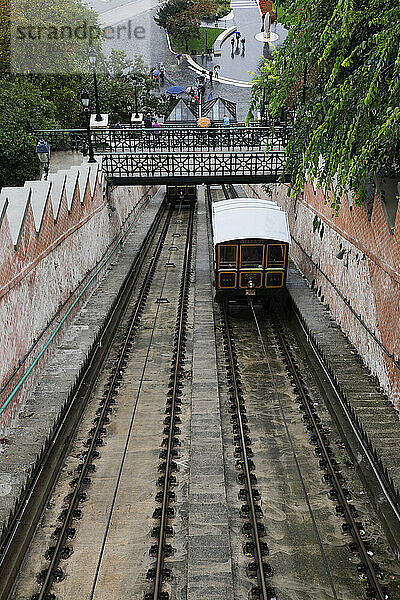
[242, 182, 400, 411]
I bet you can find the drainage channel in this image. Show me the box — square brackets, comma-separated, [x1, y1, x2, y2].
[249, 301, 391, 600]
[145, 204, 195, 600]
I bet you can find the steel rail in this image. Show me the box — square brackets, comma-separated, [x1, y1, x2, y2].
[152, 205, 195, 600]
[36, 207, 173, 600]
[221, 305, 270, 600]
[0, 199, 167, 600]
[270, 316, 387, 600]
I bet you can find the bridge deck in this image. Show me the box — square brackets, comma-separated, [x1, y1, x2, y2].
[35, 125, 291, 184]
[99, 150, 290, 185]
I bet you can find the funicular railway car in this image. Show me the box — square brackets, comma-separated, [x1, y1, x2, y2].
[211, 198, 290, 302]
[166, 185, 197, 205]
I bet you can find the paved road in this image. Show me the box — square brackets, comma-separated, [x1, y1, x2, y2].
[85, 0, 278, 121]
[193, 0, 284, 83]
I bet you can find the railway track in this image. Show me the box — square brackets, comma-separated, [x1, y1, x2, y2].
[220, 304, 276, 600]
[0, 200, 169, 600]
[32, 205, 176, 600]
[6, 183, 399, 600]
[145, 204, 194, 600]
[217, 295, 393, 599]
[249, 304, 390, 600]
[7, 198, 196, 600]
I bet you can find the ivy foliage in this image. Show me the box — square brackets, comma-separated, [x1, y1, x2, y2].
[249, 0, 400, 210]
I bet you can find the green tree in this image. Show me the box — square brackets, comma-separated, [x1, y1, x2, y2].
[192, 0, 218, 20]
[0, 77, 59, 187]
[166, 11, 200, 51]
[155, 0, 201, 50]
[154, 0, 190, 30]
[81, 52, 168, 123]
[249, 0, 400, 211]
[9, 0, 99, 74]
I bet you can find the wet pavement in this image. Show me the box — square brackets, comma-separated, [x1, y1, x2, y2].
[193, 0, 288, 83]
[96, 0, 286, 120]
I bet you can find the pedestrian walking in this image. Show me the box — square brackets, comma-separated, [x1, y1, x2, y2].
[230, 37, 235, 52]
[209, 120, 217, 147]
[240, 37, 246, 55]
[152, 118, 161, 133]
[160, 63, 165, 83]
[236, 31, 241, 45]
[144, 113, 152, 128]
[223, 113, 230, 126]
[214, 64, 220, 79]
[214, 13, 219, 26]
[177, 53, 182, 65]
[208, 69, 213, 86]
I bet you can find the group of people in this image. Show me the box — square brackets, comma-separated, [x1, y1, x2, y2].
[153, 63, 166, 85]
[230, 31, 246, 54]
[142, 112, 230, 131]
[143, 113, 161, 130]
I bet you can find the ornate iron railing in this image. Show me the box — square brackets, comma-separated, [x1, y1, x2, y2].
[99, 150, 290, 184]
[34, 125, 290, 153]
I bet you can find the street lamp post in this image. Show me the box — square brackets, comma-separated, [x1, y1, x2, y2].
[80, 89, 96, 163]
[205, 26, 208, 52]
[132, 75, 139, 118]
[36, 139, 51, 179]
[126, 99, 133, 124]
[88, 46, 102, 122]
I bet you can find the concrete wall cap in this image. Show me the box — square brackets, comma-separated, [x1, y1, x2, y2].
[55, 170, 79, 212]
[2, 187, 31, 247]
[24, 180, 51, 232]
[70, 165, 89, 203]
[47, 173, 67, 221]
[0, 189, 9, 230]
[87, 162, 100, 196]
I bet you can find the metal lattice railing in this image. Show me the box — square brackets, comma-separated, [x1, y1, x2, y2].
[34, 125, 290, 153]
[99, 150, 289, 184]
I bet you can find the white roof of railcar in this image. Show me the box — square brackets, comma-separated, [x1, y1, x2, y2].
[212, 198, 291, 245]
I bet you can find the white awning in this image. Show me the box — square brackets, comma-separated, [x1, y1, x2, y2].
[212, 198, 290, 245]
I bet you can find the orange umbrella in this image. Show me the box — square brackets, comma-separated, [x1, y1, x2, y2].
[198, 117, 211, 128]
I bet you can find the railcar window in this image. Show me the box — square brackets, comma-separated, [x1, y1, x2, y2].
[267, 244, 285, 268]
[219, 245, 237, 268]
[240, 245, 264, 268]
[266, 272, 284, 287]
[219, 272, 237, 288]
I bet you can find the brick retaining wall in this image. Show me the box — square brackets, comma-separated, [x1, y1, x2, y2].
[242, 182, 400, 411]
[0, 162, 158, 429]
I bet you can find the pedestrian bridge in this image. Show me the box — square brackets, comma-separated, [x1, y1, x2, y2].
[99, 150, 290, 185]
[35, 124, 291, 184]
